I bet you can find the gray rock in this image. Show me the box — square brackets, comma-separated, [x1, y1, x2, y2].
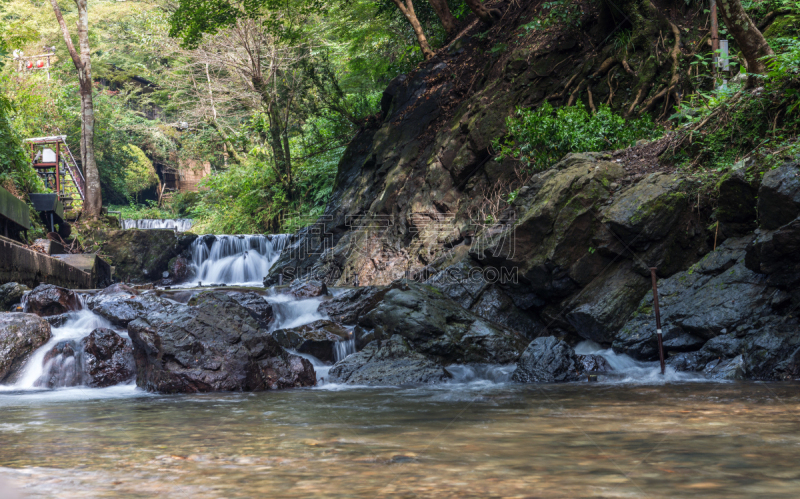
[289, 279, 329, 299]
[328, 335, 450, 385]
[0, 282, 30, 311]
[565, 261, 650, 344]
[81, 328, 136, 387]
[86, 287, 169, 327]
[353, 282, 527, 364]
[272, 320, 352, 363]
[602, 173, 689, 251]
[128, 293, 316, 393]
[704, 355, 746, 380]
[615, 239, 775, 360]
[716, 165, 758, 236]
[23, 284, 81, 317]
[0, 313, 51, 383]
[745, 217, 800, 288]
[741, 317, 800, 380]
[757, 162, 800, 230]
[511, 336, 582, 383]
[189, 290, 273, 329]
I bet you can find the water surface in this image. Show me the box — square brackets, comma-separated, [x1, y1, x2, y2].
[1, 382, 799, 498]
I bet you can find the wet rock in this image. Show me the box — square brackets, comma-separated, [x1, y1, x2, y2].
[741, 316, 800, 380]
[189, 291, 273, 329]
[23, 284, 81, 317]
[614, 237, 775, 360]
[565, 261, 650, 344]
[44, 312, 77, 328]
[128, 293, 315, 393]
[86, 286, 169, 327]
[578, 354, 611, 373]
[426, 260, 545, 339]
[351, 282, 527, 364]
[38, 340, 81, 388]
[704, 355, 746, 380]
[170, 255, 190, 281]
[511, 336, 582, 383]
[0, 282, 30, 311]
[328, 335, 451, 385]
[273, 320, 351, 363]
[81, 328, 136, 387]
[289, 279, 329, 299]
[318, 286, 390, 324]
[0, 313, 51, 383]
[745, 217, 800, 288]
[757, 162, 800, 230]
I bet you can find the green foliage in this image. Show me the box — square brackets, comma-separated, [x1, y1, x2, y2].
[494, 102, 660, 171]
[519, 1, 584, 32]
[121, 144, 158, 202]
[0, 94, 43, 195]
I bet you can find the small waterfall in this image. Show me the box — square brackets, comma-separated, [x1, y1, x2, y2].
[574, 341, 704, 383]
[265, 291, 327, 332]
[11, 310, 114, 390]
[189, 234, 288, 285]
[333, 339, 356, 363]
[122, 219, 194, 232]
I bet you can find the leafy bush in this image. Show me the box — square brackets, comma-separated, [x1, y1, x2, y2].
[121, 144, 158, 202]
[494, 103, 659, 171]
[0, 95, 43, 195]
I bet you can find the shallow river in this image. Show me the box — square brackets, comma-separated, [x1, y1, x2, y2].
[2, 381, 800, 498]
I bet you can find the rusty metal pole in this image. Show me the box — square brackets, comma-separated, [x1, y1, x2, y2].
[649, 267, 665, 375]
[710, 0, 720, 78]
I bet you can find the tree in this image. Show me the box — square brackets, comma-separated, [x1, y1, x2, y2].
[389, 0, 435, 59]
[121, 144, 158, 202]
[48, 0, 102, 217]
[716, 0, 775, 82]
[428, 0, 458, 36]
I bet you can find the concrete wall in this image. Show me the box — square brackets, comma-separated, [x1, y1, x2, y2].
[0, 237, 93, 289]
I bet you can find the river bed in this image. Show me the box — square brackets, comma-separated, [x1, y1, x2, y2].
[1, 381, 800, 498]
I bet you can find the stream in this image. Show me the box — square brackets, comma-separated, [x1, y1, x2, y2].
[2, 230, 799, 498]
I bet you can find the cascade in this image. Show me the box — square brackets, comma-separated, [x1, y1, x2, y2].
[188, 234, 289, 286]
[122, 219, 194, 232]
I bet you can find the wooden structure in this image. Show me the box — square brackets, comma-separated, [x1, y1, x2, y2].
[25, 136, 85, 212]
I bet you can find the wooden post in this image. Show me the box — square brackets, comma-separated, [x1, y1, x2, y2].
[649, 267, 666, 375]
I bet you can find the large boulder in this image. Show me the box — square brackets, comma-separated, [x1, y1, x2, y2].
[741, 316, 800, 380]
[23, 284, 81, 317]
[189, 290, 273, 329]
[614, 237, 778, 360]
[328, 335, 451, 385]
[288, 279, 329, 299]
[99, 229, 197, 283]
[272, 320, 351, 363]
[36, 328, 135, 388]
[745, 217, 800, 288]
[0, 314, 52, 383]
[602, 173, 689, 251]
[85, 284, 169, 326]
[511, 336, 582, 383]
[81, 328, 136, 387]
[716, 163, 758, 237]
[127, 293, 315, 393]
[0, 282, 30, 311]
[334, 281, 528, 364]
[757, 162, 800, 230]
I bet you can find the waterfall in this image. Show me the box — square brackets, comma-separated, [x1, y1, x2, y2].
[334, 339, 356, 363]
[189, 234, 289, 286]
[10, 310, 114, 390]
[122, 219, 194, 232]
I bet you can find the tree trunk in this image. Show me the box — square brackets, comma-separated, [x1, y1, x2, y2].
[390, 0, 436, 59]
[716, 0, 774, 78]
[463, 0, 500, 25]
[49, 0, 102, 217]
[428, 0, 458, 35]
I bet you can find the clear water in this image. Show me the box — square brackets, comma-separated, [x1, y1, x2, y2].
[1, 382, 800, 498]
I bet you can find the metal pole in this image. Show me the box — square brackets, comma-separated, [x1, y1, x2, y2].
[710, 0, 720, 77]
[649, 267, 665, 375]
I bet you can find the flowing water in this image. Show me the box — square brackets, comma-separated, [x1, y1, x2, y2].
[121, 219, 194, 232]
[187, 234, 289, 286]
[3, 235, 800, 497]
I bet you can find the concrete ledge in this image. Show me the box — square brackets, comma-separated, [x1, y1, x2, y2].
[0, 237, 93, 289]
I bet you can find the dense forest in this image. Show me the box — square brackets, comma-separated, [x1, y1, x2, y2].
[1, 0, 799, 237]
